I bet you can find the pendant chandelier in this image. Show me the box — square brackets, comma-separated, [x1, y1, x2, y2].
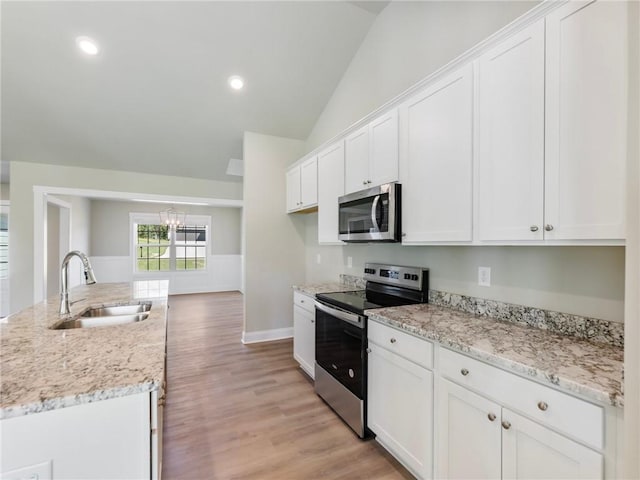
[159, 207, 186, 230]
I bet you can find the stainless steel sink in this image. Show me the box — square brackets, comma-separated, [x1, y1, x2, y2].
[80, 303, 152, 318]
[52, 302, 152, 329]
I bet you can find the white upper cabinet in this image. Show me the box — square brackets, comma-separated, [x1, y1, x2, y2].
[300, 156, 318, 209]
[477, 20, 545, 241]
[544, 0, 627, 241]
[317, 141, 345, 244]
[400, 64, 474, 243]
[369, 109, 400, 187]
[345, 109, 399, 194]
[286, 165, 301, 213]
[345, 125, 370, 194]
[285, 156, 317, 213]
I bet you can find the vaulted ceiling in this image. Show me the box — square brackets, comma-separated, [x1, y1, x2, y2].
[1, 1, 380, 182]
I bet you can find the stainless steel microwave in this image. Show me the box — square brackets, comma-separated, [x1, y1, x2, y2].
[338, 183, 401, 242]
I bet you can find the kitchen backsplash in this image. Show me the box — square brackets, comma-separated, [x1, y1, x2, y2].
[340, 274, 624, 348]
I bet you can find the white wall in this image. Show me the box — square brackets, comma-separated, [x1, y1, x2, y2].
[9, 161, 242, 313]
[305, 1, 538, 151]
[297, 1, 626, 323]
[243, 132, 305, 341]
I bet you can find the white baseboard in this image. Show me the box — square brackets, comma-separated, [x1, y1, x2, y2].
[241, 327, 293, 344]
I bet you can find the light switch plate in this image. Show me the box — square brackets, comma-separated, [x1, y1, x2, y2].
[478, 267, 491, 287]
[347, 256, 353, 268]
[316, 254, 321, 265]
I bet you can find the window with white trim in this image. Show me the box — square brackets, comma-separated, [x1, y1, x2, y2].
[132, 213, 209, 272]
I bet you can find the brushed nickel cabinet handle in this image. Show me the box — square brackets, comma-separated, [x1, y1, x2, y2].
[537, 401, 548, 411]
[530, 225, 539, 232]
[488, 413, 496, 422]
[363, 180, 367, 185]
[390, 338, 397, 344]
[502, 420, 511, 430]
[366, 348, 372, 353]
[545, 224, 554, 231]
[460, 368, 469, 376]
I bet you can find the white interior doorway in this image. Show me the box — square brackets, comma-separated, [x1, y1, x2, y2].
[45, 197, 71, 299]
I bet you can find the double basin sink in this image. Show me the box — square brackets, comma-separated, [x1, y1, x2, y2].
[53, 302, 152, 330]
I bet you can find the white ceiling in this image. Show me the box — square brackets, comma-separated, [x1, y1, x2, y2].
[1, 1, 380, 183]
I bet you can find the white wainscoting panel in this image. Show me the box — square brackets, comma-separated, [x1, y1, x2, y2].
[89, 255, 242, 295]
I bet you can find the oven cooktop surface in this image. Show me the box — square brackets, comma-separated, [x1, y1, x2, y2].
[316, 290, 383, 314]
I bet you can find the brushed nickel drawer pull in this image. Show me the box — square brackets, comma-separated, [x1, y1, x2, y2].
[530, 225, 539, 232]
[390, 338, 397, 344]
[502, 420, 511, 430]
[460, 368, 469, 376]
[537, 401, 548, 411]
[488, 413, 496, 422]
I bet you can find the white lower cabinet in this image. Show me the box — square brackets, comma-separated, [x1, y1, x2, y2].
[0, 393, 153, 480]
[437, 378, 502, 479]
[293, 291, 315, 378]
[436, 349, 605, 480]
[367, 322, 433, 479]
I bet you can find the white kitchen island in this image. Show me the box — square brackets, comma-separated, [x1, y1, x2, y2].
[0, 280, 169, 480]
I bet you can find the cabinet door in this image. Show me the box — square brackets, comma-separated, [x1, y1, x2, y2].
[477, 20, 545, 241]
[400, 64, 473, 242]
[286, 166, 301, 212]
[368, 342, 433, 479]
[502, 409, 603, 480]
[293, 305, 315, 378]
[317, 142, 345, 244]
[545, 0, 627, 240]
[344, 125, 370, 194]
[300, 156, 318, 208]
[437, 378, 501, 480]
[369, 109, 399, 188]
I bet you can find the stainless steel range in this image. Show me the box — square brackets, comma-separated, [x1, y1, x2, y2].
[314, 263, 429, 438]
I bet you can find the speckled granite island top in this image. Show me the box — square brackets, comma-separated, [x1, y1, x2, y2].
[0, 280, 169, 419]
[367, 303, 624, 408]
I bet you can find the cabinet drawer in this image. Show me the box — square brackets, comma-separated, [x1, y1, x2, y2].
[439, 347, 604, 449]
[368, 321, 433, 370]
[293, 291, 314, 314]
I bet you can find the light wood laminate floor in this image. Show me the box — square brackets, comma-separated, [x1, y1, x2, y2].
[162, 291, 413, 479]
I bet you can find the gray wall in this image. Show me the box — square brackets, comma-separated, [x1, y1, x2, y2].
[90, 200, 241, 256]
[301, 1, 625, 322]
[243, 132, 305, 335]
[0, 184, 9, 202]
[305, 0, 539, 151]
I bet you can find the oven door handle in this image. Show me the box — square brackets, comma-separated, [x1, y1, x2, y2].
[314, 301, 364, 328]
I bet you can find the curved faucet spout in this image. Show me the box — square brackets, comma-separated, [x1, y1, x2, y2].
[60, 251, 97, 316]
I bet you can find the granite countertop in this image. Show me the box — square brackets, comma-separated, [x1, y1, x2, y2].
[367, 303, 624, 407]
[0, 280, 169, 419]
[293, 282, 361, 297]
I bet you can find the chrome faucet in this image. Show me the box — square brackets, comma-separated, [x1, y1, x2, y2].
[59, 250, 97, 315]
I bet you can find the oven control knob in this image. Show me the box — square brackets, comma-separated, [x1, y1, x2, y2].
[411, 274, 419, 281]
[404, 273, 410, 280]
[348, 369, 355, 378]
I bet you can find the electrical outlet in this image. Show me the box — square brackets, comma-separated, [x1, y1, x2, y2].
[478, 267, 491, 287]
[316, 254, 321, 265]
[347, 256, 353, 268]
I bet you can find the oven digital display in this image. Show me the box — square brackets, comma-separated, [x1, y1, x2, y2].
[380, 269, 399, 279]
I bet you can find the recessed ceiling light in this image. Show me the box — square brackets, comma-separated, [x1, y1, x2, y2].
[228, 75, 244, 90]
[76, 36, 99, 56]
